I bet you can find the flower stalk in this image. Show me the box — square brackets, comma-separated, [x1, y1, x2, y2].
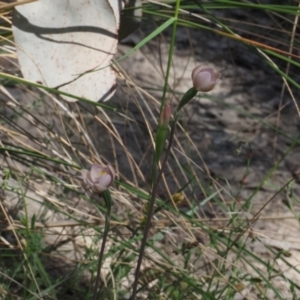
[82, 164, 115, 300]
[130, 65, 220, 300]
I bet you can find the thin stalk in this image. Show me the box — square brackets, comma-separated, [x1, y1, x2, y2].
[130, 116, 180, 300]
[130, 1, 181, 299]
[92, 190, 112, 300]
[160, 0, 181, 110]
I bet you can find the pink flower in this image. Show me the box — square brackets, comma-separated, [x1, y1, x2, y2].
[81, 164, 115, 193]
[191, 66, 221, 92]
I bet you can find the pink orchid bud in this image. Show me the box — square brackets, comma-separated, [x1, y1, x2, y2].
[81, 164, 115, 193]
[159, 103, 172, 127]
[191, 66, 221, 92]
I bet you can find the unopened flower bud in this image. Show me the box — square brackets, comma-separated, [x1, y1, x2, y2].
[191, 66, 221, 92]
[82, 164, 115, 193]
[159, 103, 171, 127]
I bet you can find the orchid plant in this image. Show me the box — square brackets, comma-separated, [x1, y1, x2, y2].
[131, 65, 221, 299]
[82, 163, 115, 300]
[82, 64, 221, 299]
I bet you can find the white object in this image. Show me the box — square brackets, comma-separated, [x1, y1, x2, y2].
[13, 0, 121, 102]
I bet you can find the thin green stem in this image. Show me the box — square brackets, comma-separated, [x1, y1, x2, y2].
[160, 0, 181, 110]
[130, 125, 177, 300]
[130, 2, 182, 299]
[130, 115, 181, 300]
[92, 190, 112, 300]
